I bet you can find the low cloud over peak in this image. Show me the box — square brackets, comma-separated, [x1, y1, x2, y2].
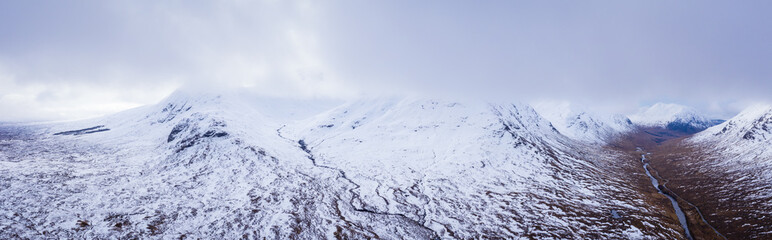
[1, 1, 771, 121]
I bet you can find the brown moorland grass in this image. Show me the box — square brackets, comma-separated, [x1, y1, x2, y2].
[649, 139, 772, 239]
[609, 127, 729, 239]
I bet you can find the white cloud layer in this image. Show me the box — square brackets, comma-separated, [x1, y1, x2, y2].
[1, 1, 771, 121]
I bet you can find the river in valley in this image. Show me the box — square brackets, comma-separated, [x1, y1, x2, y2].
[640, 153, 693, 240]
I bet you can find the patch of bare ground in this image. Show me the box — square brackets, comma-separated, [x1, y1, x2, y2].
[610, 127, 728, 239]
[604, 145, 687, 238]
[649, 140, 772, 239]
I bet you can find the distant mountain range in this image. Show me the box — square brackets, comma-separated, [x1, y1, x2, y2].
[1, 90, 769, 239]
[628, 103, 724, 134]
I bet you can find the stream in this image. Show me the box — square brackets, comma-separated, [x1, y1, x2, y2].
[641, 153, 693, 240]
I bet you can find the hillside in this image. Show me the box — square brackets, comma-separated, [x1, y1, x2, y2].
[0, 92, 684, 239]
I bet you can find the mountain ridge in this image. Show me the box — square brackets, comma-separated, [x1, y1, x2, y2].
[628, 103, 721, 134]
[0, 91, 686, 239]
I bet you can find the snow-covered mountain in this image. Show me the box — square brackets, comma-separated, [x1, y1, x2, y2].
[628, 103, 720, 133]
[532, 101, 634, 143]
[694, 103, 772, 143]
[688, 103, 772, 173]
[1, 90, 362, 239]
[667, 103, 772, 239]
[0, 91, 692, 239]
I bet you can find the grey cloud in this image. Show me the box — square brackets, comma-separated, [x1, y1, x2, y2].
[1, 1, 771, 121]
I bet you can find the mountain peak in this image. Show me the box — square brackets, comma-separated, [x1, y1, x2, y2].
[532, 101, 633, 143]
[696, 103, 772, 142]
[628, 103, 719, 133]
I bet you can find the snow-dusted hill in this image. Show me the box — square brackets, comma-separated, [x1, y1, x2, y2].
[688, 103, 772, 179]
[670, 103, 772, 239]
[689, 103, 772, 174]
[533, 101, 634, 143]
[694, 104, 772, 143]
[0, 91, 687, 239]
[628, 103, 720, 133]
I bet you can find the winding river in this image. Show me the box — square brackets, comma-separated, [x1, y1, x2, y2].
[641, 154, 693, 240]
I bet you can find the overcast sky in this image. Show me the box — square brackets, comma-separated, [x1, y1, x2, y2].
[1, 1, 771, 121]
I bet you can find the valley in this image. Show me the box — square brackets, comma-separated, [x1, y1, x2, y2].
[2, 2, 769, 239]
[612, 117, 772, 239]
[0, 91, 770, 239]
[646, 139, 772, 239]
[611, 128, 726, 240]
[640, 152, 693, 240]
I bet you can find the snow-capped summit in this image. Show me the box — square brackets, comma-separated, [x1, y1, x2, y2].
[682, 104, 772, 239]
[0, 91, 689, 239]
[693, 103, 772, 143]
[284, 97, 570, 191]
[688, 103, 772, 167]
[532, 101, 634, 143]
[628, 103, 719, 133]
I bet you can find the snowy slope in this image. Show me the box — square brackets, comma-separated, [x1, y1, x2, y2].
[1, 90, 435, 239]
[679, 103, 772, 238]
[693, 103, 772, 143]
[628, 103, 718, 133]
[0, 92, 684, 239]
[284, 97, 682, 239]
[689, 103, 772, 172]
[533, 101, 634, 143]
